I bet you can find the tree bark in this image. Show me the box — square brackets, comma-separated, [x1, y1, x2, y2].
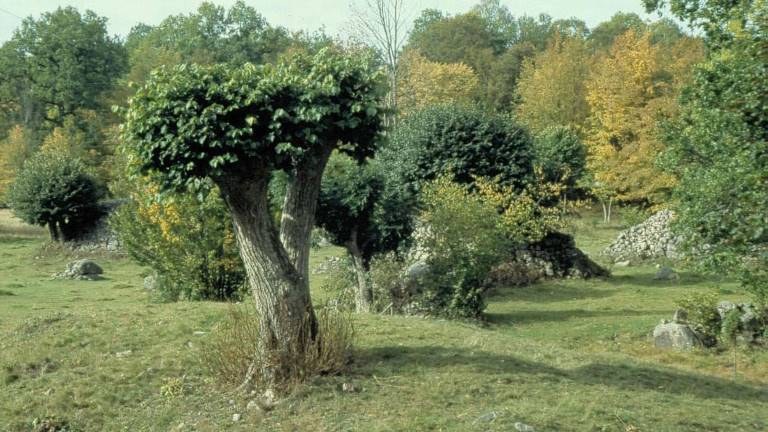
[279, 148, 332, 282]
[346, 228, 372, 313]
[48, 221, 59, 242]
[217, 168, 317, 383]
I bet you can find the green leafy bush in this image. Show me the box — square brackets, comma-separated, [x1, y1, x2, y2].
[657, 3, 768, 306]
[532, 125, 587, 195]
[8, 151, 104, 241]
[111, 177, 245, 301]
[416, 177, 511, 318]
[383, 104, 534, 191]
[676, 292, 720, 341]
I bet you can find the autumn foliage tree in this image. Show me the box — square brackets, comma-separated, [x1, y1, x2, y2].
[516, 32, 592, 133]
[584, 30, 701, 209]
[121, 48, 385, 386]
[397, 51, 479, 115]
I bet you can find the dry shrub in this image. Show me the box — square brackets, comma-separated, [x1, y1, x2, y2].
[203, 303, 355, 394]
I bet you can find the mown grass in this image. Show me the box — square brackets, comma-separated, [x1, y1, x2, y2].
[1, 208, 766, 431]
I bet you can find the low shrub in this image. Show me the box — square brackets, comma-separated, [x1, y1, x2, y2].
[111, 178, 246, 302]
[369, 253, 409, 313]
[676, 292, 720, 341]
[317, 256, 357, 310]
[203, 304, 355, 394]
[416, 177, 511, 318]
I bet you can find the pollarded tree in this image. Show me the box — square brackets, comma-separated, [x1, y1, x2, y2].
[316, 153, 413, 312]
[8, 151, 104, 241]
[121, 48, 385, 384]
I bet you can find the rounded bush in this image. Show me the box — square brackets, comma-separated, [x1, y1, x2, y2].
[8, 151, 104, 241]
[384, 104, 534, 191]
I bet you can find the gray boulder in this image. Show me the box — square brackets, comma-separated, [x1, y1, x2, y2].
[143, 274, 158, 291]
[653, 322, 702, 350]
[716, 301, 737, 320]
[56, 259, 103, 280]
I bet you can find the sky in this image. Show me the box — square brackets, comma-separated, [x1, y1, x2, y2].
[0, 0, 660, 43]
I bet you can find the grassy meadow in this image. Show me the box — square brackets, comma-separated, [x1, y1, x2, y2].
[1, 208, 766, 431]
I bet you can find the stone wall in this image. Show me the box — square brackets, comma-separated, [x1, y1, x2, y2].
[603, 210, 682, 263]
[65, 200, 125, 252]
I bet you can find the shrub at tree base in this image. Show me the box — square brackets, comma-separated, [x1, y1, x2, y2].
[203, 304, 354, 394]
[110, 180, 246, 302]
[8, 151, 104, 242]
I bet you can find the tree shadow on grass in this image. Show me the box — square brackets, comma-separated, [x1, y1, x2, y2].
[490, 284, 615, 303]
[485, 308, 670, 325]
[599, 273, 729, 289]
[353, 345, 768, 403]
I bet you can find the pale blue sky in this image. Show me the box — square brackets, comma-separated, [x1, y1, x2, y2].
[0, 0, 661, 43]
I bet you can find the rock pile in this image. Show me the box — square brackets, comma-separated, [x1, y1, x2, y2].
[603, 210, 683, 263]
[54, 259, 103, 280]
[716, 301, 766, 345]
[512, 232, 610, 280]
[65, 200, 125, 252]
[653, 302, 766, 350]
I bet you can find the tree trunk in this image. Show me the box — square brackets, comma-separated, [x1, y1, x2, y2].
[280, 148, 332, 282]
[607, 198, 613, 224]
[48, 221, 59, 242]
[218, 170, 317, 383]
[346, 228, 372, 313]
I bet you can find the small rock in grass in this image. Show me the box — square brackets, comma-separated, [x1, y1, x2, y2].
[143, 274, 158, 291]
[57, 259, 103, 280]
[475, 412, 497, 423]
[232, 413, 241, 422]
[614, 260, 631, 267]
[341, 382, 359, 393]
[246, 400, 259, 411]
[515, 422, 536, 432]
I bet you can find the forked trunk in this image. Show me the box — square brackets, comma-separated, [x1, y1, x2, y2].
[218, 170, 317, 383]
[346, 228, 372, 313]
[280, 148, 332, 282]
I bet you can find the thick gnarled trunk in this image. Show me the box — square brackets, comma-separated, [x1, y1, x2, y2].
[280, 148, 332, 281]
[218, 170, 317, 366]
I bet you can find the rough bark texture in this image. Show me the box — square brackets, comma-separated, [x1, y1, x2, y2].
[218, 168, 317, 360]
[280, 148, 332, 281]
[346, 228, 372, 313]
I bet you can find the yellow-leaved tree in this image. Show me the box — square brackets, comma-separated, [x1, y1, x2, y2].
[516, 33, 592, 134]
[584, 30, 702, 216]
[0, 126, 34, 201]
[397, 50, 480, 115]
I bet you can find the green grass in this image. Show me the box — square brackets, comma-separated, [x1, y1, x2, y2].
[1, 208, 766, 431]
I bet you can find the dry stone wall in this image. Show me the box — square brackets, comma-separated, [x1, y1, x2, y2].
[603, 210, 683, 263]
